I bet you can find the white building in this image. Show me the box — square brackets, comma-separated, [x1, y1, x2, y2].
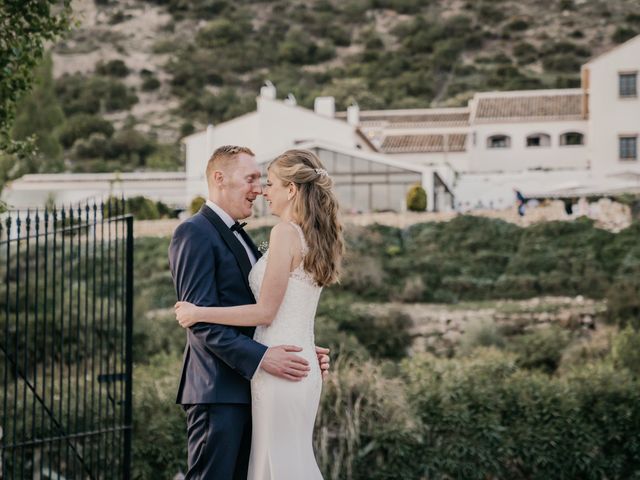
[181, 82, 453, 213]
[584, 35, 640, 176]
[3, 36, 639, 213]
[3, 171, 187, 208]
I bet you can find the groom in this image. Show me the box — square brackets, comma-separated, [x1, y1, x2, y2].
[169, 145, 330, 480]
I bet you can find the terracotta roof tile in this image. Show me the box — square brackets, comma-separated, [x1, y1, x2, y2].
[380, 133, 467, 153]
[338, 110, 469, 128]
[474, 93, 584, 121]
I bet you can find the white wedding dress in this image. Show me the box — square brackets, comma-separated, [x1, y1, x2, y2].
[247, 222, 324, 480]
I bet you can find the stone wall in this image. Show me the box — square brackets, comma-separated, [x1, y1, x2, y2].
[356, 296, 607, 357]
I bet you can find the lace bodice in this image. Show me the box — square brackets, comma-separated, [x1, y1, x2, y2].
[249, 222, 322, 348]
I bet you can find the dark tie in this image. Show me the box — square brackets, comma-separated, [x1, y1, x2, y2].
[230, 221, 247, 233]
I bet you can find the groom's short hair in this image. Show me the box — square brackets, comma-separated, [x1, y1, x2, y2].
[206, 145, 255, 179]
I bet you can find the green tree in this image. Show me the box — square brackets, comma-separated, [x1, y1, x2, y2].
[0, 0, 71, 196]
[11, 53, 65, 174]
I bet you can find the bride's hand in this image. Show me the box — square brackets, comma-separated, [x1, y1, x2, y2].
[175, 301, 200, 328]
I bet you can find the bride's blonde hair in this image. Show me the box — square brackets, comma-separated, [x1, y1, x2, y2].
[268, 149, 344, 287]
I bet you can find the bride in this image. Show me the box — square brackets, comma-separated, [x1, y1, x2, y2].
[175, 149, 344, 479]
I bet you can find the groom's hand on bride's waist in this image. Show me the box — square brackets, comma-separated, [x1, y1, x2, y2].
[260, 345, 310, 381]
[315, 346, 330, 381]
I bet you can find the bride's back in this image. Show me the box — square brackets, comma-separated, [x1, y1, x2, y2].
[249, 221, 321, 348]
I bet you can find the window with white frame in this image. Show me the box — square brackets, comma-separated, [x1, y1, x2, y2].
[560, 132, 584, 146]
[619, 72, 638, 98]
[487, 135, 510, 148]
[526, 133, 551, 147]
[619, 136, 638, 160]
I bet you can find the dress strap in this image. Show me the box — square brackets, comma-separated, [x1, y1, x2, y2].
[289, 222, 309, 256]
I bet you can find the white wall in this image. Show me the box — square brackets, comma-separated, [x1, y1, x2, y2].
[183, 96, 361, 204]
[587, 36, 640, 175]
[255, 97, 358, 153]
[387, 151, 470, 172]
[185, 113, 261, 203]
[4, 172, 187, 209]
[467, 120, 588, 173]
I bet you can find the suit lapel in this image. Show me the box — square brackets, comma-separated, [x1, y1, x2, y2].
[239, 228, 262, 261]
[199, 206, 254, 290]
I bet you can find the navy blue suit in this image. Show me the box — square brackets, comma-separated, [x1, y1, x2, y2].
[169, 205, 267, 479]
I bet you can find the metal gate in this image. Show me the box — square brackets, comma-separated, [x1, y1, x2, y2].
[0, 200, 133, 479]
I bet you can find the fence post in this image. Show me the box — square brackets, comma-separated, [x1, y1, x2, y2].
[123, 215, 133, 479]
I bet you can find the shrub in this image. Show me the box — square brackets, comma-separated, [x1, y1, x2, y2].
[611, 325, 640, 375]
[559, 0, 575, 10]
[125, 196, 162, 220]
[146, 144, 181, 170]
[95, 59, 129, 77]
[190, 195, 206, 215]
[394, 275, 426, 302]
[506, 18, 530, 31]
[338, 309, 413, 360]
[132, 353, 186, 479]
[196, 18, 251, 48]
[406, 183, 427, 211]
[180, 122, 196, 137]
[405, 350, 640, 479]
[108, 128, 155, 165]
[509, 326, 571, 373]
[278, 29, 329, 65]
[58, 114, 114, 148]
[513, 42, 538, 65]
[102, 81, 138, 111]
[477, 5, 505, 23]
[613, 26, 637, 44]
[71, 132, 110, 159]
[141, 76, 161, 91]
[606, 275, 640, 329]
[55, 74, 137, 115]
[459, 319, 505, 355]
[340, 255, 388, 298]
[315, 358, 421, 480]
[543, 54, 582, 73]
[627, 13, 640, 24]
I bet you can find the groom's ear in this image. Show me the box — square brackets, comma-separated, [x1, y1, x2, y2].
[212, 170, 225, 186]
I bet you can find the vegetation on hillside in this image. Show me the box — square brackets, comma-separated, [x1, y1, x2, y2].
[10, 0, 638, 173]
[130, 217, 640, 478]
[2, 215, 639, 477]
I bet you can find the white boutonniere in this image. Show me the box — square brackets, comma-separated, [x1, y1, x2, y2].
[258, 241, 269, 254]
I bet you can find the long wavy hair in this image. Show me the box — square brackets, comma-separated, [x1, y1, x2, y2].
[268, 149, 344, 287]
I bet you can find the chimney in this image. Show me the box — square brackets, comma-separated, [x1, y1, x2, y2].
[206, 124, 214, 156]
[347, 102, 360, 126]
[260, 80, 276, 100]
[284, 93, 297, 106]
[314, 96, 335, 117]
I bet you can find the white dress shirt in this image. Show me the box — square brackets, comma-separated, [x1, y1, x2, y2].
[206, 200, 257, 266]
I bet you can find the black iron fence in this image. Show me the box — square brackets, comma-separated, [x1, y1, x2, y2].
[0, 201, 133, 479]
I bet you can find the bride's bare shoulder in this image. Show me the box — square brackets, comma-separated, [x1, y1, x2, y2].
[269, 221, 298, 242]
[271, 222, 298, 239]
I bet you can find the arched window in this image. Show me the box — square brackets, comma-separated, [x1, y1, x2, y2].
[560, 132, 584, 146]
[487, 135, 511, 148]
[526, 133, 551, 147]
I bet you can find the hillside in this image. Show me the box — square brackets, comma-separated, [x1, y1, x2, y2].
[12, 0, 640, 173]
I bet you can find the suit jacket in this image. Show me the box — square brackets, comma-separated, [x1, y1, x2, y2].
[168, 205, 267, 405]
